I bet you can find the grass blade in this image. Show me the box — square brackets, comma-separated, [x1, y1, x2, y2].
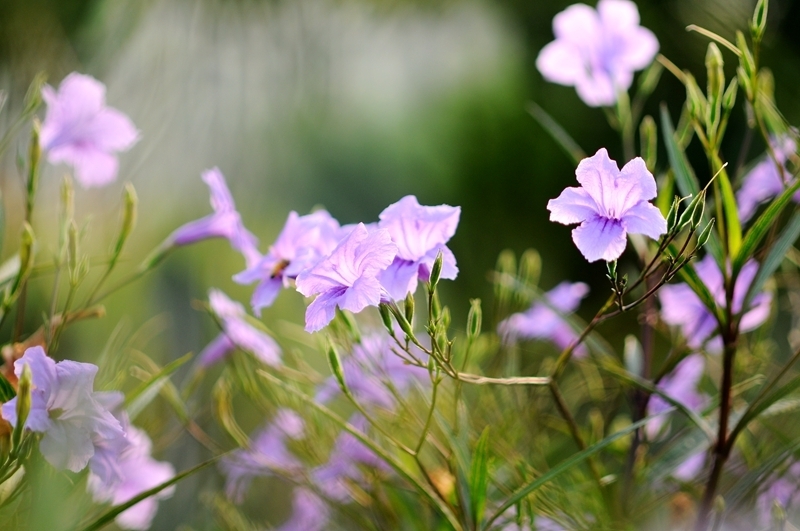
[526, 102, 586, 165]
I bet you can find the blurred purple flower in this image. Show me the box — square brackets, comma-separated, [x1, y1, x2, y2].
[316, 334, 428, 410]
[498, 281, 589, 356]
[757, 462, 800, 527]
[87, 425, 175, 530]
[169, 168, 260, 267]
[88, 391, 129, 488]
[672, 449, 706, 482]
[536, 0, 658, 107]
[737, 137, 798, 222]
[234, 210, 342, 313]
[1, 346, 124, 473]
[645, 354, 706, 439]
[659, 255, 772, 350]
[40, 73, 139, 187]
[377, 195, 461, 300]
[548, 148, 666, 262]
[220, 409, 305, 503]
[295, 224, 397, 332]
[276, 488, 330, 531]
[197, 289, 281, 367]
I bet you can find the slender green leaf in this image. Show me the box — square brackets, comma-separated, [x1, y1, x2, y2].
[470, 427, 492, 526]
[482, 416, 654, 529]
[258, 369, 463, 531]
[598, 361, 714, 440]
[526, 102, 586, 165]
[80, 455, 221, 531]
[125, 352, 192, 420]
[713, 158, 743, 257]
[744, 212, 800, 311]
[735, 177, 800, 274]
[661, 104, 699, 197]
[0, 373, 14, 402]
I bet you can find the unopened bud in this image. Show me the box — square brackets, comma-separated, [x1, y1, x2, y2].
[696, 219, 715, 247]
[666, 195, 681, 233]
[16, 223, 35, 291]
[378, 303, 394, 335]
[114, 183, 138, 258]
[429, 250, 443, 291]
[684, 73, 707, 121]
[467, 299, 482, 340]
[751, 0, 768, 42]
[340, 310, 361, 343]
[440, 306, 451, 330]
[404, 292, 415, 325]
[67, 221, 78, 274]
[705, 44, 725, 103]
[737, 66, 754, 101]
[637, 61, 663, 98]
[722, 78, 738, 111]
[518, 249, 541, 288]
[639, 115, 657, 172]
[736, 31, 756, 80]
[606, 260, 617, 282]
[13, 363, 32, 449]
[22, 72, 46, 114]
[326, 342, 348, 395]
[60, 175, 74, 225]
[678, 191, 704, 230]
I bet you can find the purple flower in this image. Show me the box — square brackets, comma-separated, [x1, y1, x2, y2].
[672, 449, 706, 482]
[234, 210, 343, 313]
[547, 148, 667, 262]
[316, 334, 428, 410]
[498, 281, 589, 356]
[87, 424, 175, 530]
[276, 488, 330, 531]
[220, 409, 305, 503]
[737, 137, 798, 222]
[645, 354, 706, 439]
[377, 195, 461, 300]
[40, 73, 139, 187]
[295, 224, 397, 332]
[757, 462, 800, 527]
[659, 255, 772, 350]
[197, 289, 281, 367]
[88, 391, 129, 487]
[1, 346, 124, 473]
[169, 168, 260, 267]
[536, 0, 659, 107]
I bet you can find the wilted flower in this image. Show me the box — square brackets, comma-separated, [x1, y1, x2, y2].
[169, 168, 260, 267]
[377, 195, 461, 300]
[1, 346, 124, 473]
[220, 409, 305, 503]
[645, 354, 706, 439]
[234, 210, 342, 313]
[197, 289, 282, 367]
[737, 137, 798, 222]
[40, 73, 139, 187]
[659, 255, 772, 350]
[316, 334, 428, 410]
[87, 424, 175, 530]
[547, 148, 667, 262]
[295, 224, 397, 332]
[498, 281, 589, 356]
[536, 0, 659, 106]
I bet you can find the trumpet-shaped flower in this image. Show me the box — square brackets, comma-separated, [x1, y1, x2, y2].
[536, 0, 659, 107]
[377, 195, 461, 300]
[547, 148, 667, 262]
[234, 210, 343, 313]
[659, 255, 772, 350]
[1, 346, 124, 473]
[737, 137, 798, 222]
[295, 224, 397, 332]
[169, 168, 260, 267]
[498, 281, 589, 356]
[87, 424, 175, 530]
[220, 409, 305, 503]
[197, 289, 282, 367]
[645, 354, 706, 439]
[40, 73, 139, 187]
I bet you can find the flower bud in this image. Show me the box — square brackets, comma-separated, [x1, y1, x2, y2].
[26, 121, 41, 213]
[722, 78, 738, 111]
[113, 183, 138, 259]
[379, 303, 394, 335]
[737, 66, 754, 102]
[60, 175, 74, 227]
[606, 260, 617, 282]
[404, 292, 415, 325]
[751, 0, 768, 42]
[518, 249, 541, 288]
[467, 298, 482, 340]
[736, 31, 756, 80]
[696, 219, 715, 248]
[666, 196, 681, 233]
[22, 72, 46, 114]
[326, 341, 348, 396]
[684, 73, 707, 121]
[705, 43, 725, 104]
[15, 364, 31, 431]
[678, 191, 705, 230]
[67, 221, 79, 274]
[429, 250, 443, 291]
[639, 115, 657, 172]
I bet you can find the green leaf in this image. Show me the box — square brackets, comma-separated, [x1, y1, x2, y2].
[526, 102, 586, 165]
[0, 372, 14, 402]
[712, 156, 742, 257]
[79, 454, 221, 531]
[470, 427, 491, 526]
[482, 416, 654, 530]
[735, 178, 800, 274]
[125, 352, 193, 420]
[743, 212, 800, 312]
[660, 104, 699, 198]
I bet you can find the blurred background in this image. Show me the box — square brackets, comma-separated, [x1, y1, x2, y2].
[0, 0, 799, 528]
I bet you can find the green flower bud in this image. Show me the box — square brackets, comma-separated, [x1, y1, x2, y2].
[639, 115, 658, 172]
[696, 219, 715, 248]
[751, 0, 768, 42]
[429, 250, 443, 291]
[404, 292, 415, 325]
[467, 298, 482, 340]
[379, 303, 394, 334]
[327, 341, 348, 395]
[722, 78, 738, 111]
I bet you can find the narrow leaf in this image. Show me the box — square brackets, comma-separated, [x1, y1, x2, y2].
[526, 102, 586, 165]
[661, 104, 700, 197]
[735, 176, 800, 274]
[0, 373, 14, 402]
[125, 352, 193, 420]
[470, 427, 492, 526]
[743, 212, 800, 311]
